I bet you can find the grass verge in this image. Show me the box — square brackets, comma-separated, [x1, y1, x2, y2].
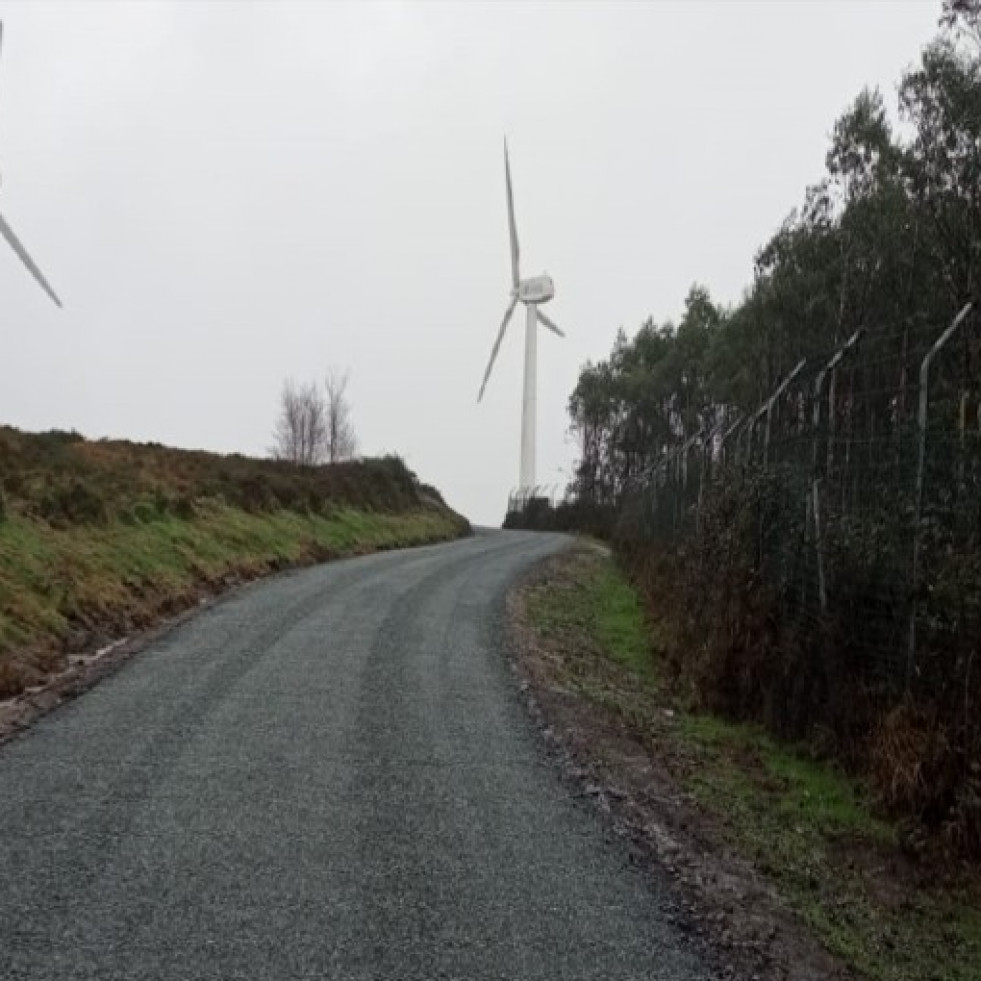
[522, 546, 981, 981]
[0, 504, 465, 696]
[0, 427, 469, 696]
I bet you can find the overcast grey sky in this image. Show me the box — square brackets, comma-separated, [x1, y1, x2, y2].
[1, 1, 940, 523]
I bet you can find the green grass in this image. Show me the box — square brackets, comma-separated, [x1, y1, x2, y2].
[682, 713, 890, 839]
[525, 547, 981, 981]
[0, 503, 465, 694]
[591, 563, 656, 675]
[680, 713, 981, 981]
[527, 555, 658, 682]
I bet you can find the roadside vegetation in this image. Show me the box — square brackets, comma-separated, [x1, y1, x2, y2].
[0, 426, 468, 697]
[521, 546, 981, 981]
[512, 1, 981, 865]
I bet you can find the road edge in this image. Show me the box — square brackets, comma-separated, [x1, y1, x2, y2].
[0, 531, 469, 749]
[503, 544, 854, 981]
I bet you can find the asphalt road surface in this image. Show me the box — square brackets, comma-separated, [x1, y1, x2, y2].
[0, 530, 713, 980]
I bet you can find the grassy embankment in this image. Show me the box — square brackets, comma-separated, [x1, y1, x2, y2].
[0, 427, 469, 697]
[524, 546, 981, 981]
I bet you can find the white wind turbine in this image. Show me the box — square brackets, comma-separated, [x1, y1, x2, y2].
[0, 21, 61, 307]
[478, 140, 564, 495]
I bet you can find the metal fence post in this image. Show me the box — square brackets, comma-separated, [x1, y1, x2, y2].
[743, 416, 756, 465]
[681, 428, 703, 490]
[907, 302, 974, 689]
[718, 415, 743, 469]
[810, 330, 864, 615]
[697, 420, 726, 519]
[763, 359, 807, 468]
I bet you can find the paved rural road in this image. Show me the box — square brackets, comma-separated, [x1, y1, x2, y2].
[0, 530, 713, 980]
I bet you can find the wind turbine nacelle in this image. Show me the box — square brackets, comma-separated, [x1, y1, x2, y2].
[516, 275, 555, 305]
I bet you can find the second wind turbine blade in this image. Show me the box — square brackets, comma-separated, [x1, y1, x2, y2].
[505, 140, 520, 289]
[537, 308, 565, 338]
[0, 212, 62, 307]
[478, 296, 519, 401]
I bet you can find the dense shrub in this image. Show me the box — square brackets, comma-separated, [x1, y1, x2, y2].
[39, 480, 109, 527]
[503, 497, 615, 536]
[557, 2, 981, 862]
[610, 467, 981, 861]
[0, 425, 450, 530]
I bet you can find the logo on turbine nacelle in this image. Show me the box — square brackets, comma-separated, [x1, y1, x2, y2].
[516, 275, 555, 305]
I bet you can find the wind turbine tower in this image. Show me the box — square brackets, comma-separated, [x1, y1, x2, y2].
[478, 140, 564, 495]
[0, 21, 62, 307]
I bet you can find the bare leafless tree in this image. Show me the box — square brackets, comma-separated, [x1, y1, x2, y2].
[324, 368, 358, 463]
[271, 378, 328, 465]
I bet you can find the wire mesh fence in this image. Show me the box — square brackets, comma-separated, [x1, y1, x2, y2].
[503, 485, 576, 531]
[624, 302, 980, 705]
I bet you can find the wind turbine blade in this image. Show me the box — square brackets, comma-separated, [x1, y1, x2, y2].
[478, 296, 519, 401]
[505, 139, 519, 289]
[0, 212, 62, 307]
[537, 308, 565, 338]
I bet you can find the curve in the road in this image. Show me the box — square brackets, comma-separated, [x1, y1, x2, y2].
[0, 530, 714, 980]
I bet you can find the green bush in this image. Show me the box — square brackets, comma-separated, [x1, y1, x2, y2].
[39, 480, 109, 527]
[172, 495, 196, 520]
[0, 426, 455, 529]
